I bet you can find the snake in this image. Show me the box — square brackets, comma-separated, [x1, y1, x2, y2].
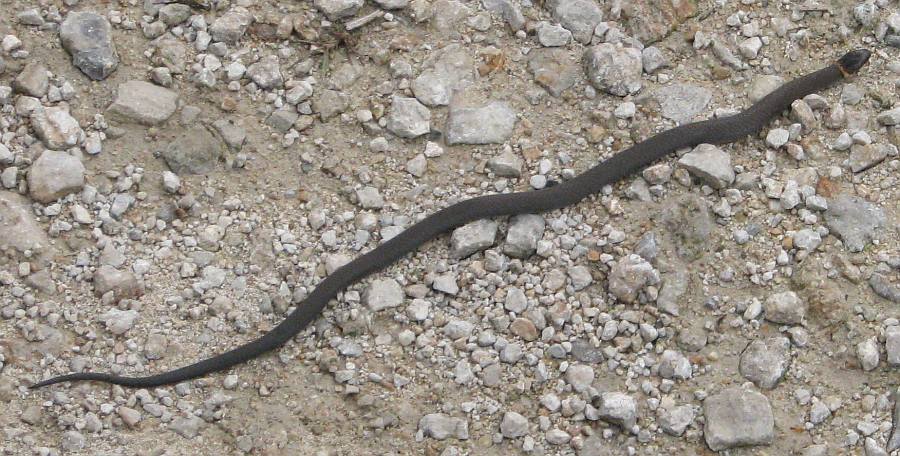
[30, 49, 871, 389]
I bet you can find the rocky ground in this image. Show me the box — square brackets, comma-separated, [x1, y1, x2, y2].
[0, 0, 899, 454]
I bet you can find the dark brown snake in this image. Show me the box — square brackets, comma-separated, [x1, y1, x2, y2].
[30, 49, 871, 389]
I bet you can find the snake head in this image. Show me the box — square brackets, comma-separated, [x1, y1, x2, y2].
[837, 49, 871, 75]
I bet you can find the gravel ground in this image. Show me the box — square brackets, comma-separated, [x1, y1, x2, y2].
[1, 0, 899, 455]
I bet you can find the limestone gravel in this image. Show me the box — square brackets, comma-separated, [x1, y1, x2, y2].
[2, 2, 899, 455]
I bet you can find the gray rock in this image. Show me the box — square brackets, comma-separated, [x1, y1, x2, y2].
[739, 36, 762, 59]
[527, 48, 579, 97]
[658, 349, 692, 380]
[17, 9, 44, 26]
[312, 89, 350, 120]
[596, 392, 637, 429]
[853, 1, 878, 27]
[545, 428, 571, 445]
[433, 274, 459, 295]
[886, 326, 900, 366]
[28, 150, 85, 203]
[487, 149, 522, 177]
[841, 83, 863, 105]
[703, 388, 774, 451]
[1, 167, 16, 189]
[825, 195, 885, 252]
[443, 319, 473, 339]
[764, 291, 806, 325]
[583, 44, 642, 96]
[108, 81, 178, 125]
[848, 144, 889, 173]
[20, 404, 42, 425]
[446, 102, 516, 145]
[406, 154, 427, 177]
[503, 214, 545, 258]
[169, 415, 205, 438]
[285, 81, 314, 105]
[161, 171, 181, 194]
[500, 342, 524, 363]
[60, 12, 119, 80]
[154, 38, 189, 74]
[857, 337, 880, 371]
[144, 333, 168, 360]
[355, 186, 384, 209]
[748, 75, 784, 103]
[419, 413, 469, 440]
[209, 7, 253, 43]
[94, 265, 143, 300]
[99, 308, 139, 335]
[865, 438, 888, 456]
[247, 58, 283, 90]
[0, 191, 51, 258]
[877, 108, 900, 126]
[450, 219, 498, 259]
[608, 254, 660, 304]
[163, 127, 222, 175]
[500, 411, 528, 438]
[711, 39, 745, 70]
[568, 265, 592, 291]
[791, 99, 817, 132]
[412, 45, 473, 106]
[793, 229, 822, 250]
[676, 325, 707, 352]
[634, 232, 659, 261]
[159, 4, 191, 26]
[31, 107, 84, 150]
[657, 271, 687, 315]
[870, 274, 900, 303]
[655, 84, 712, 124]
[431, 0, 471, 33]
[658, 405, 694, 436]
[808, 397, 831, 425]
[482, 0, 525, 31]
[60, 430, 85, 451]
[765, 128, 790, 149]
[373, 0, 408, 9]
[641, 46, 669, 73]
[504, 287, 527, 313]
[739, 337, 790, 389]
[265, 108, 299, 133]
[677, 143, 734, 189]
[406, 299, 430, 321]
[13, 62, 49, 97]
[537, 22, 571, 47]
[315, 0, 364, 20]
[364, 278, 403, 311]
[386, 97, 431, 138]
[211, 119, 246, 151]
[110, 194, 134, 220]
[565, 364, 594, 392]
[547, 0, 603, 43]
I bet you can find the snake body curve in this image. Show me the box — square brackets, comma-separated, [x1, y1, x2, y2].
[30, 49, 871, 389]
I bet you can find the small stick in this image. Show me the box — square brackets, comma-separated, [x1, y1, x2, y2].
[345, 10, 384, 32]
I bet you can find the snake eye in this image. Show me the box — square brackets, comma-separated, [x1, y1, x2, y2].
[838, 49, 871, 74]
